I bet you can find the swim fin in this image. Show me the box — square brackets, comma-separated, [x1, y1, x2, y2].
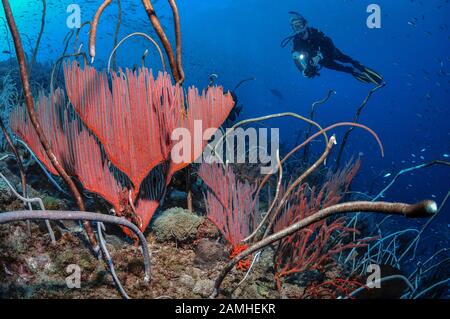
[363, 67, 384, 85]
[354, 72, 372, 84]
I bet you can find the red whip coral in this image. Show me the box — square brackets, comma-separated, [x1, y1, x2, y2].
[10, 63, 234, 231]
[273, 160, 370, 289]
[302, 277, 367, 299]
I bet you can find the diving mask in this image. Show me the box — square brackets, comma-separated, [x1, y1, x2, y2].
[289, 12, 308, 33]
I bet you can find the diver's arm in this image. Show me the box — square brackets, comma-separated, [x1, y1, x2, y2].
[292, 51, 305, 72]
[292, 51, 319, 78]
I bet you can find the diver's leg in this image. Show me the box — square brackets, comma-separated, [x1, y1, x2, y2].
[333, 48, 365, 71]
[322, 59, 373, 84]
[322, 59, 358, 75]
[332, 49, 384, 84]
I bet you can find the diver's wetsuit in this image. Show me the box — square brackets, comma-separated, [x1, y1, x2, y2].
[292, 27, 365, 77]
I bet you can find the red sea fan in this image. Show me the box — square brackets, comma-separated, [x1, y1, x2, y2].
[10, 88, 124, 211]
[166, 85, 236, 182]
[10, 63, 235, 232]
[63, 63, 181, 195]
[198, 163, 260, 270]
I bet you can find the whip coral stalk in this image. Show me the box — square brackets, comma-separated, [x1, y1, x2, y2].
[29, 0, 45, 75]
[141, 0, 181, 83]
[1, 0, 98, 249]
[263, 136, 338, 239]
[0, 118, 27, 207]
[167, 0, 184, 84]
[334, 83, 385, 171]
[111, 0, 121, 70]
[89, 0, 113, 63]
[0, 210, 151, 283]
[302, 89, 336, 162]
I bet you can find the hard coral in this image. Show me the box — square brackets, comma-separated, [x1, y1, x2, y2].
[152, 207, 203, 243]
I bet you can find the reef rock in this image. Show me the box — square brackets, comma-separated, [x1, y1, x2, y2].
[152, 207, 203, 243]
[179, 274, 196, 289]
[194, 238, 228, 269]
[192, 279, 215, 298]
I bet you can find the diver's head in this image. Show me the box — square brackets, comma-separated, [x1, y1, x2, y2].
[289, 12, 308, 34]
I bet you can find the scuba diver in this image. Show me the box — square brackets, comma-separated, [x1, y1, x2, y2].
[281, 12, 384, 85]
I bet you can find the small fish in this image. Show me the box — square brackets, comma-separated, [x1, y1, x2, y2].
[2, 50, 10, 54]
[443, 154, 449, 158]
[420, 156, 425, 160]
[269, 89, 284, 100]
[411, 154, 416, 158]
[383, 173, 392, 178]
[420, 148, 426, 152]
[431, 194, 437, 198]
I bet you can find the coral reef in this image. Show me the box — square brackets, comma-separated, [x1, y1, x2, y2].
[0, 0, 447, 300]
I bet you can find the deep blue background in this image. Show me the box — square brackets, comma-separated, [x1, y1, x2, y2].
[1, 1, 449, 232]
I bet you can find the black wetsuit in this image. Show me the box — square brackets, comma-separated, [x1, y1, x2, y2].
[292, 27, 365, 77]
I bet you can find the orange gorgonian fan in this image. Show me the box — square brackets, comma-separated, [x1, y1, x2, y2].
[10, 62, 235, 231]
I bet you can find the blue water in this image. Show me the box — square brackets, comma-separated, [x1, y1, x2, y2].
[0, 0, 449, 297]
[3, 1, 448, 200]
